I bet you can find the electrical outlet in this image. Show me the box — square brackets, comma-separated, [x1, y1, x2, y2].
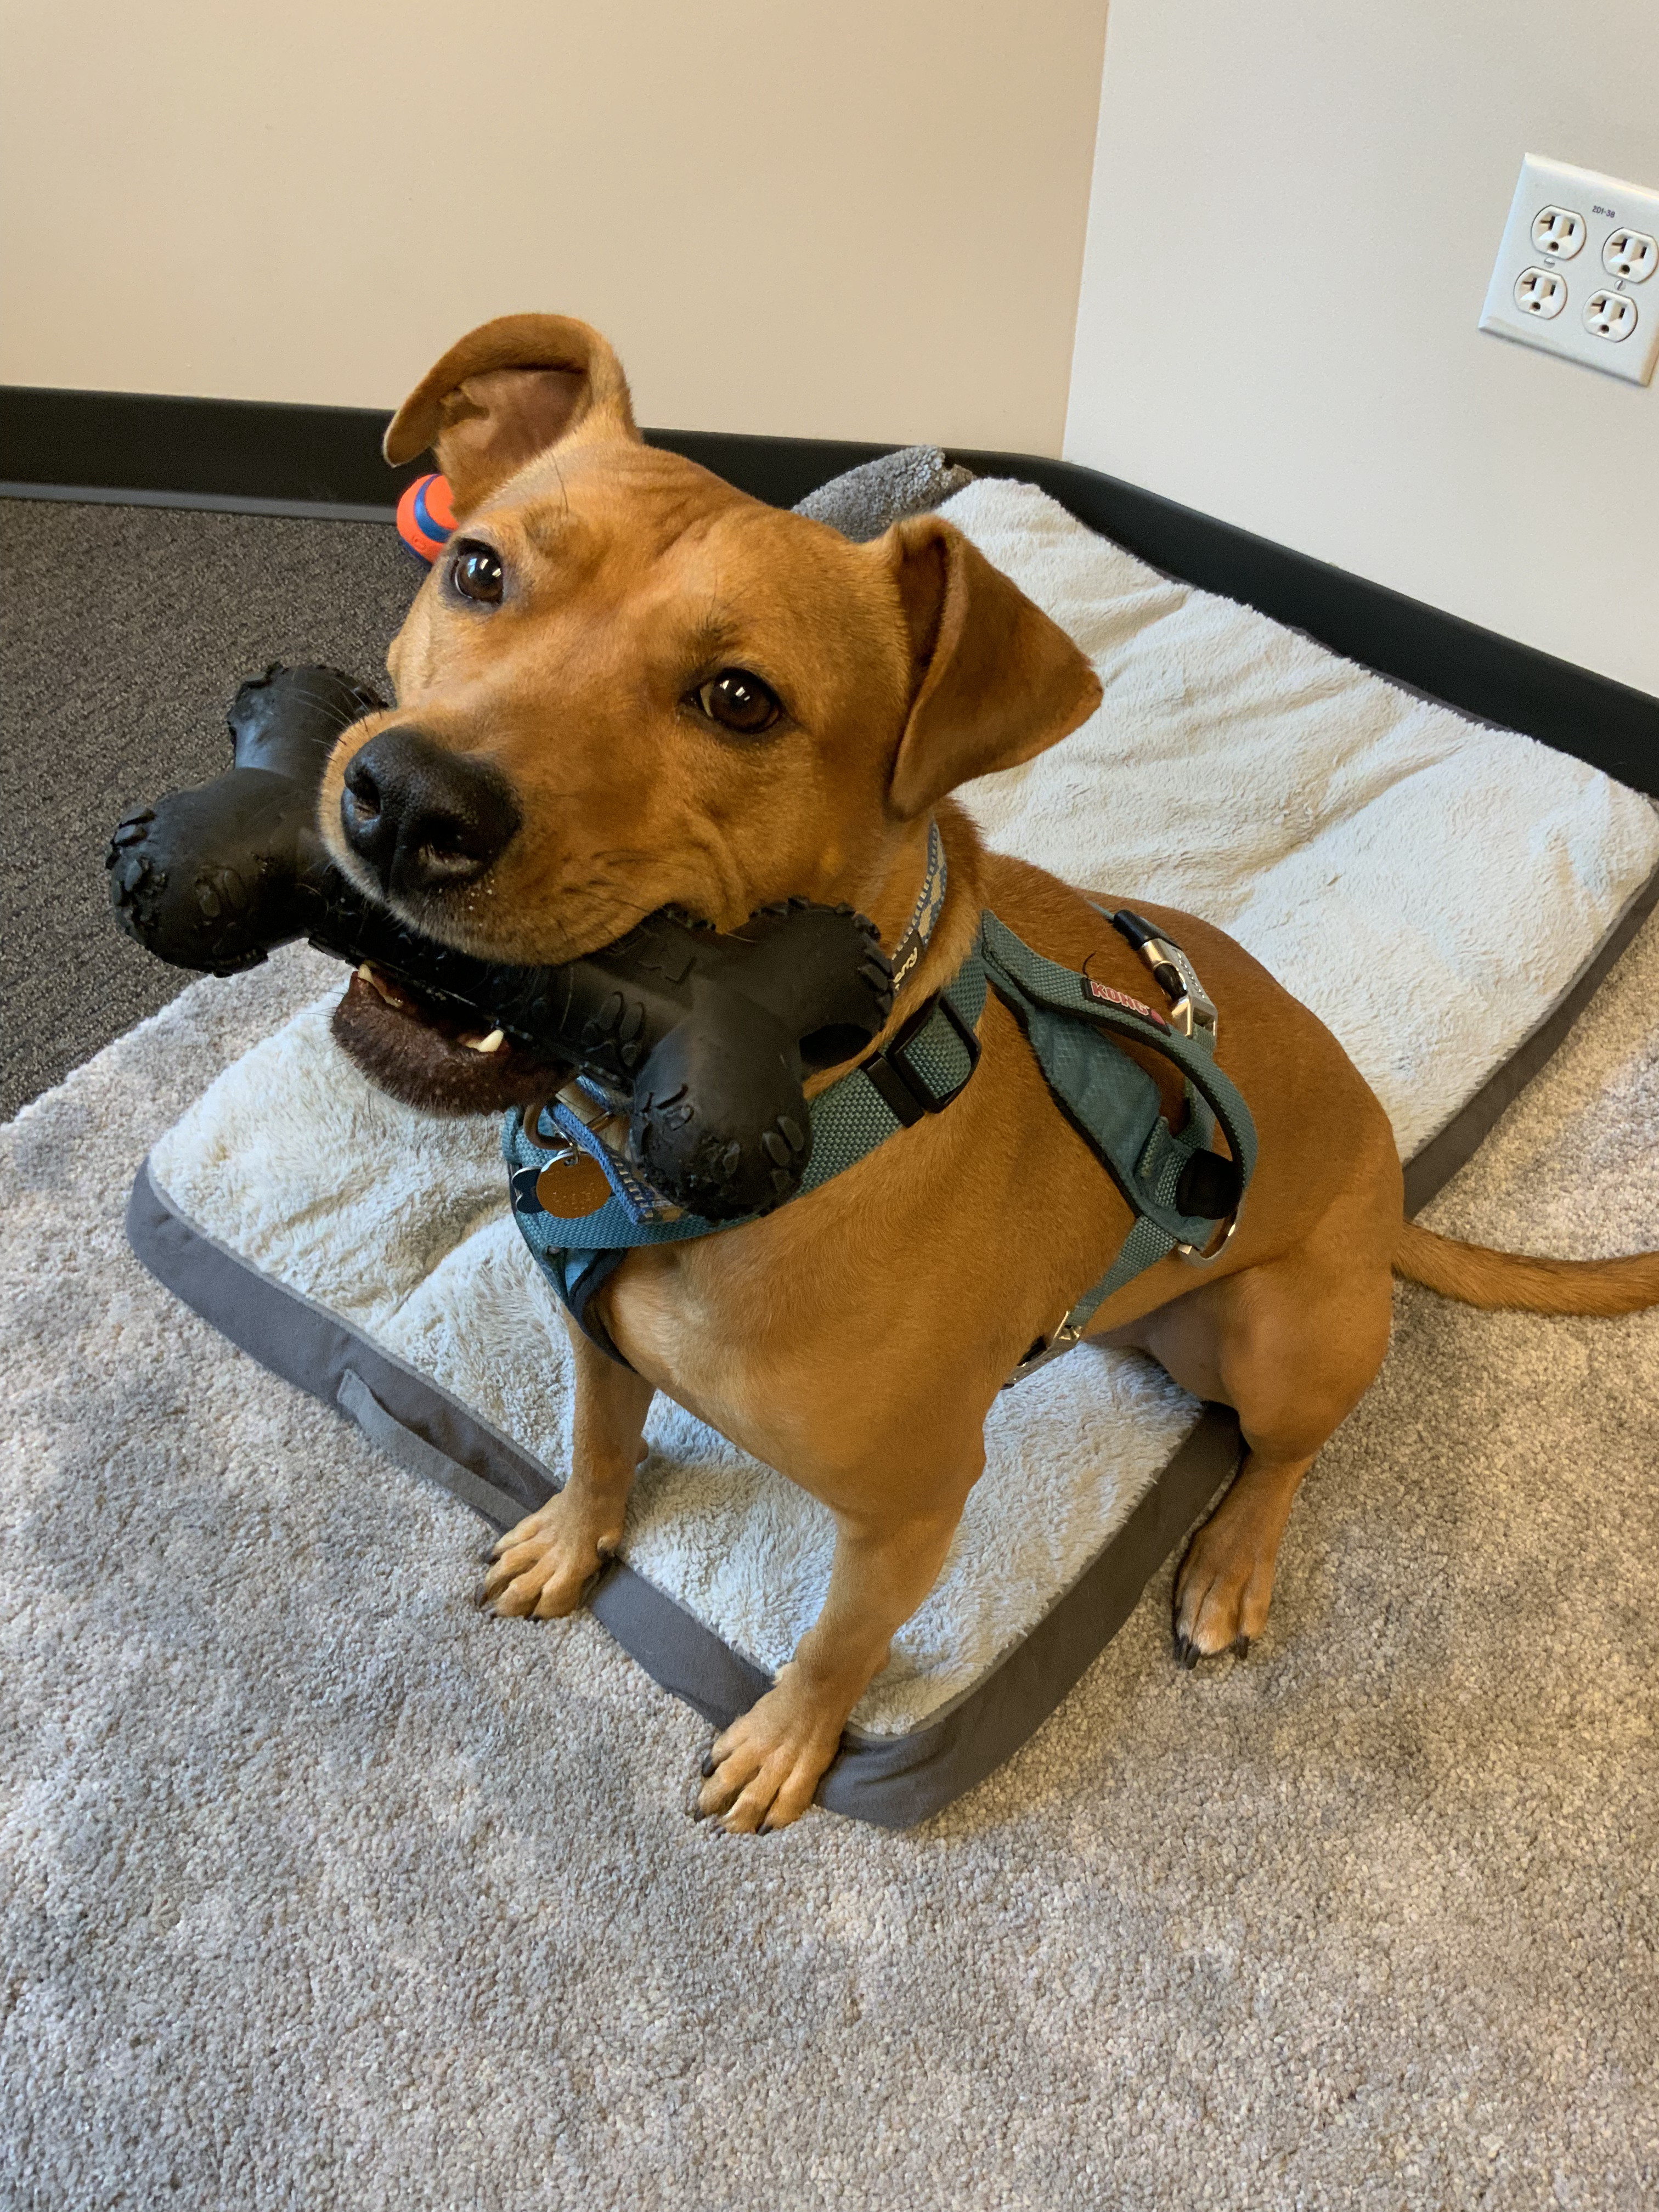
[1480, 154, 1659, 386]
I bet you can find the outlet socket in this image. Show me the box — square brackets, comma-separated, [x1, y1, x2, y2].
[1603, 227, 1657, 283]
[1515, 267, 1567, 318]
[1480, 154, 1659, 386]
[1583, 289, 1639, 342]
[1531, 206, 1585, 259]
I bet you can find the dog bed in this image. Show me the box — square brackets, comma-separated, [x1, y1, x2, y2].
[128, 469, 1659, 1829]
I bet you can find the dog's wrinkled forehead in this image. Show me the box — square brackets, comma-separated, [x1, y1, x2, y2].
[484, 438, 707, 554]
[483, 439, 851, 597]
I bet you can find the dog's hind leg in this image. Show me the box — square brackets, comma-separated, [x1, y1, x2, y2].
[482, 1324, 655, 1620]
[1172, 1440, 1320, 1662]
[1141, 1234, 1395, 1662]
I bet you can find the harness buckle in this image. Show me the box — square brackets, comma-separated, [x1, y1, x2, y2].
[859, 990, 981, 1127]
[1139, 935, 1218, 1043]
[1107, 908, 1219, 1045]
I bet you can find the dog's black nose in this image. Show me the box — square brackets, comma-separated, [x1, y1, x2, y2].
[341, 727, 521, 900]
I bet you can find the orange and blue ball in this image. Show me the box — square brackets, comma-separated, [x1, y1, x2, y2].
[396, 472, 455, 566]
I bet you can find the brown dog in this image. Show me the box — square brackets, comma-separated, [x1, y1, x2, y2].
[322, 312, 1659, 1833]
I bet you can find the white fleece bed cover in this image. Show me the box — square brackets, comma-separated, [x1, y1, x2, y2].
[137, 478, 1659, 1822]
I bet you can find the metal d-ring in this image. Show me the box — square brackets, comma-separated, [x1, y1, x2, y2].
[1176, 1213, 1240, 1267]
[531, 1101, 571, 1151]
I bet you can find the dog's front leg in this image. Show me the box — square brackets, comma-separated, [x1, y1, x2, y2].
[698, 1493, 968, 1834]
[481, 1325, 654, 1620]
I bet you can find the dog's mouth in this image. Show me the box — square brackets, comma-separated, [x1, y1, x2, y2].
[331, 961, 561, 1118]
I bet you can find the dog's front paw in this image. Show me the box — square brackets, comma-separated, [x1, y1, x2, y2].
[696, 1667, 845, 1833]
[480, 1493, 618, 1620]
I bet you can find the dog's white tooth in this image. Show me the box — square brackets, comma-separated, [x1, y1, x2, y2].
[461, 1028, 507, 1055]
[359, 961, 402, 1007]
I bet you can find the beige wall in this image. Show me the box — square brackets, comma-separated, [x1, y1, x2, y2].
[1, 0, 1109, 454]
[12, 0, 1658, 696]
[1065, 0, 1659, 695]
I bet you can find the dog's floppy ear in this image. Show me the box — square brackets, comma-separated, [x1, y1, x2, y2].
[885, 516, 1102, 819]
[383, 312, 639, 517]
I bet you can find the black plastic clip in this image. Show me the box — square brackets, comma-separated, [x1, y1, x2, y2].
[859, 991, 981, 1127]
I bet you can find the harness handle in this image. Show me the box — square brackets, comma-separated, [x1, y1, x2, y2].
[983, 913, 1260, 1386]
[979, 915, 1259, 1208]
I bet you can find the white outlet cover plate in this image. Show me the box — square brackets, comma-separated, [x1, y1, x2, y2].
[1480, 154, 1659, 387]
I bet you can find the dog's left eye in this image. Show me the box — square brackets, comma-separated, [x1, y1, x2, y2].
[450, 540, 505, 605]
[693, 669, 782, 735]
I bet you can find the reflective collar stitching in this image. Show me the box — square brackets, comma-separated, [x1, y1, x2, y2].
[887, 820, 947, 1004]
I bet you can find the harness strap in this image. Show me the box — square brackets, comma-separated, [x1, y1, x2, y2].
[819, 952, 985, 1143]
[505, 955, 990, 1361]
[977, 915, 1257, 1383]
[506, 910, 1259, 1381]
[978, 915, 1256, 1217]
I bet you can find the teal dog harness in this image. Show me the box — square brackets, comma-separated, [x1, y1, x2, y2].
[504, 854, 1257, 1383]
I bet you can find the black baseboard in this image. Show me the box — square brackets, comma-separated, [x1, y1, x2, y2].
[0, 385, 895, 516]
[4, 382, 1655, 794]
[1, 385, 427, 511]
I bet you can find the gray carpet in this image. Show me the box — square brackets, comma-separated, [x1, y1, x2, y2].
[3, 498, 1657, 2207]
[0, 496, 416, 1120]
[3, 916, 1657, 2208]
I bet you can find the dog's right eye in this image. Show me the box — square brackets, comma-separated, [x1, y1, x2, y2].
[449, 540, 505, 605]
[692, 669, 783, 735]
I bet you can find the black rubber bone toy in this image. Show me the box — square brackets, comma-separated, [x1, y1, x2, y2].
[108, 664, 895, 1220]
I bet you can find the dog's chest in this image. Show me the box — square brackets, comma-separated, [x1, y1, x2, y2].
[593, 1077, 1143, 1486]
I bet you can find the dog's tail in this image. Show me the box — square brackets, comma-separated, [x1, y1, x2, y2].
[1394, 1218, 1659, 1316]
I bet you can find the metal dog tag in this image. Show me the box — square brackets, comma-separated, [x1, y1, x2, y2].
[535, 1150, 616, 1218]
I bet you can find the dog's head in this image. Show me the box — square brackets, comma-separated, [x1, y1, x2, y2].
[323, 312, 1101, 1107]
